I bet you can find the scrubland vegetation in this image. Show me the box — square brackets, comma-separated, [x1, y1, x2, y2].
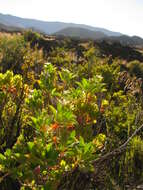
[0, 31, 143, 190]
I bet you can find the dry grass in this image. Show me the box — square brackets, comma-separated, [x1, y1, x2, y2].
[0, 31, 21, 38]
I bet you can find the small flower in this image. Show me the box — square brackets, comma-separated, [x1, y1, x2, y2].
[51, 123, 60, 131]
[53, 136, 57, 143]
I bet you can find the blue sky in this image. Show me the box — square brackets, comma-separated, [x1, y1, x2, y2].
[0, 0, 143, 37]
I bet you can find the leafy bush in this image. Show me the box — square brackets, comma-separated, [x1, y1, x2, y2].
[0, 35, 45, 85]
[0, 34, 143, 190]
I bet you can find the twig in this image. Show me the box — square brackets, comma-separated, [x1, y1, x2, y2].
[93, 124, 143, 165]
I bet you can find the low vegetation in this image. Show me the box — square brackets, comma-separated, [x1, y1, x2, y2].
[0, 31, 143, 190]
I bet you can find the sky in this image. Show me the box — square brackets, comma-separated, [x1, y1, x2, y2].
[0, 0, 143, 37]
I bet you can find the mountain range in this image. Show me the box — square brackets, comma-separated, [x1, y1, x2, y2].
[0, 22, 23, 32]
[0, 13, 143, 47]
[54, 27, 107, 40]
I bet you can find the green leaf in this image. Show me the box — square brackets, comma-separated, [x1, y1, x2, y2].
[49, 105, 57, 117]
[4, 149, 12, 157]
[0, 153, 6, 162]
[46, 143, 53, 152]
[79, 136, 85, 146]
[27, 142, 35, 151]
[70, 130, 76, 139]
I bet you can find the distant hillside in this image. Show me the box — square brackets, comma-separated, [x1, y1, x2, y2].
[0, 23, 22, 32]
[55, 27, 143, 47]
[54, 27, 107, 40]
[95, 40, 143, 62]
[0, 13, 122, 36]
[0, 13, 143, 47]
[103, 35, 143, 47]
